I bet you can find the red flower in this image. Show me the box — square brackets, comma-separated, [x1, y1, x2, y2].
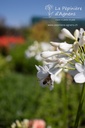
[0, 36, 25, 47]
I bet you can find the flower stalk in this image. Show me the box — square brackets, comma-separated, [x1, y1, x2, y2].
[74, 83, 85, 128]
[62, 73, 68, 128]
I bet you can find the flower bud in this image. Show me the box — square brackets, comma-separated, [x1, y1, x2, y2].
[61, 28, 75, 40]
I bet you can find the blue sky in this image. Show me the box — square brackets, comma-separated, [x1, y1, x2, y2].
[0, 0, 85, 27]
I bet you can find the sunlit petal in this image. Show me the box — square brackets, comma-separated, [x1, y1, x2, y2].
[74, 29, 79, 40]
[74, 72, 85, 83]
[61, 28, 75, 40]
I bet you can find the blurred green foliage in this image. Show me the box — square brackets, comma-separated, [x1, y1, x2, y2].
[0, 55, 10, 76]
[0, 73, 85, 128]
[9, 42, 42, 74]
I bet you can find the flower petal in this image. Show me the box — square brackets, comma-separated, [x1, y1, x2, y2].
[61, 28, 75, 40]
[73, 42, 79, 52]
[53, 74, 61, 84]
[35, 65, 49, 79]
[37, 71, 48, 79]
[50, 41, 72, 51]
[79, 28, 84, 36]
[59, 42, 72, 51]
[35, 65, 40, 71]
[75, 63, 84, 72]
[74, 72, 85, 83]
[82, 36, 85, 44]
[50, 74, 55, 81]
[41, 51, 61, 58]
[74, 29, 79, 40]
[50, 41, 65, 47]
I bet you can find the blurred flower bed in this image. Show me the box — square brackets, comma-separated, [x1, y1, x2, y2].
[11, 119, 46, 128]
[0, 20, 85, 128]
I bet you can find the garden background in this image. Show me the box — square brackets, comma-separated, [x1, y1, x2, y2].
[0, 0, 85, 128]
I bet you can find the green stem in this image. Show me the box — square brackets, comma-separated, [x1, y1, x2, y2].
[73, 83, 85, 128]
[62, 73, 68, 128]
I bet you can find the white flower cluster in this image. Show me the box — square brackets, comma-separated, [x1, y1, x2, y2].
[25, 41, 54, 61]
[11, 119, 29, 128]
[36, 28, 85, 90]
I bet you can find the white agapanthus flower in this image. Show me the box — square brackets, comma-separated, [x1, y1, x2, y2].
[36, 28, 85, 89]
[61, 28, 85, 84]
[74, 62, 85, 83]
[25, 41, 54, 61]
[25, 41, 40, 59]
[35, 64, 62, 90]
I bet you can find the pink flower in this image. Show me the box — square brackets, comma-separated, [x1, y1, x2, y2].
[29, 119, 46, 128]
